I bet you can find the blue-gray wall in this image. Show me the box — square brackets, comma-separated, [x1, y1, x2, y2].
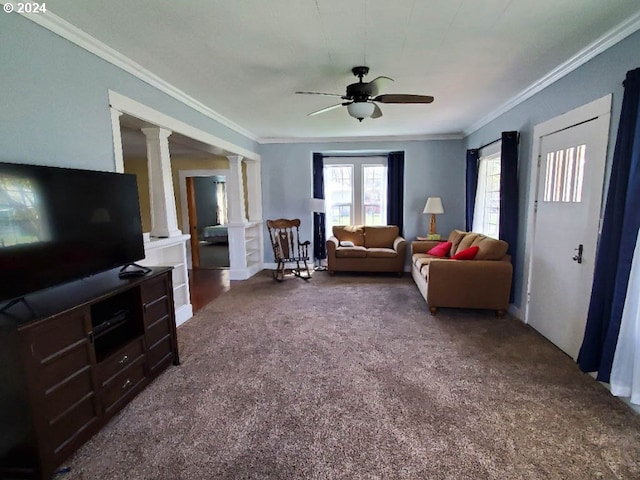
[3, 10, 640, 313]
[466, 28, 640, 311]
[0, 13, 257, 171]
[260, 140, 465, 263]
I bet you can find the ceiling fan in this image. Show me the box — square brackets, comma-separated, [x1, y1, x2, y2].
[296, 66, 434, 122]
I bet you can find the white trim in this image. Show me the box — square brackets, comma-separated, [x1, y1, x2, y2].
[464, 12, 640, 137]
[260, 133, 465, 144]
[110, 108, 124, 173]
[508, 304, 523, 321]
[109, 91, 260, 162]
[229, 262, 263, 281]
[17, 7, 640, 144]
[174, 304, 194, 327]
[177, 169, 229, 270]
[178, 169, 230, 235]
[522, 94, 612, 324]
[19, 10, 259, 143]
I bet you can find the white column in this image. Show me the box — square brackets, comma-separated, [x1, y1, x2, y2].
[245, 160, 262, 222]
[227, 155, 247, 223]
[142, 127, 182, 238]
[110, 108, 124, 173]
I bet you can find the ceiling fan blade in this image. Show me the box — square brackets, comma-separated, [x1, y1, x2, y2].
[296, 91, 345, 98]
[307, 103, 345, 117]
[371, 103, 383, 119]
[363, 76, 394, 97]
[373, 94, 434, 104]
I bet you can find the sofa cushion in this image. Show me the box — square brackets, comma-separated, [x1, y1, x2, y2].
[452, 245, 480, 260]
[448, 229, 467, 256]
[456, 232, 480, 253]
[364, 226, 399, 248]
[414, 256, 437, 268]
[366, 248, 398, 258]
[420, 264, 430, 279]
[427, 241, 452, 257]
[470, 235, 509, 260]
[333, 225, 365, 246]
[335, 245, 367, 258]
[412, 253, 431, 268]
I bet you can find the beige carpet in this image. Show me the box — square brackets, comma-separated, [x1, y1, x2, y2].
[64, 271, 640, 479]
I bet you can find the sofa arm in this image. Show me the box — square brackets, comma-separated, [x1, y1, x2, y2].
[326, 236, 339, 257]
[427, 259, 513, 310]
[393, 236, 407, 254]
[411, 240, 441, 254]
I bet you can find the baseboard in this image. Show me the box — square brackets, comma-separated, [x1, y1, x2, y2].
[589, 373, 640, 415]
[229, 262, 263, 280]
[508, 304, 522, 321]
[175, 303, 193, 327]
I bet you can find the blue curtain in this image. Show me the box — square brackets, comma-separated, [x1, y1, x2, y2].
[465, 149, 479, 231]
[578, 67, 640, 382]
[387, 151, 405, 236]
[312, 153, 326, 261]
[499, 131, 519, 259]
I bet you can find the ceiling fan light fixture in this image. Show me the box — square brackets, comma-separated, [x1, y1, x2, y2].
[347, 102, 375, 121]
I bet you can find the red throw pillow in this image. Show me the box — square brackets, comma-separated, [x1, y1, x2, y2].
[452, 245, 479, 260]
[427, 241, 452, 258]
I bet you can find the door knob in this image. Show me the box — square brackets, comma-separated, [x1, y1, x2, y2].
[573, 244, 583, 264]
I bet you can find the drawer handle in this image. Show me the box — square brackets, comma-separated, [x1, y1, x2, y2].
[119, 354, 129, 366]
[122, 379, 132, 390]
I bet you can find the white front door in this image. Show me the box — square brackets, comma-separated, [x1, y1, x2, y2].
[528, 113, 609, 359]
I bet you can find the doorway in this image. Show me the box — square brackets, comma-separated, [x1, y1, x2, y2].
[186, 175, 230, 269]
[525, 95, 612, 359]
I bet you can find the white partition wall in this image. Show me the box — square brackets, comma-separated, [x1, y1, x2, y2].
[227, 155, 264, 280]
[139, 235, 193, 326]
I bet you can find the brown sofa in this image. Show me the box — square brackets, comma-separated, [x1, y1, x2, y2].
[326, 225, 406, 275]
[411, 229, 513, 317]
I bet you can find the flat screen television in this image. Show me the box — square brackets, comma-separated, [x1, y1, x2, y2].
[0, 162, 145, 303]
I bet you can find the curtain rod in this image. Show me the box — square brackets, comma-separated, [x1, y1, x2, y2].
[474, 137, 501, 152]
[472, 131, 520, 152]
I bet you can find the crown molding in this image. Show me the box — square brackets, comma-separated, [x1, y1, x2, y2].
[259, 133, 465, 144]
[17, 7, 640, 145]
[20, 10, 260, 143]
[464, 11, 640, 137]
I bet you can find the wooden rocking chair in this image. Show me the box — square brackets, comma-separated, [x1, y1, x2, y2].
[266, 218, 312, 281]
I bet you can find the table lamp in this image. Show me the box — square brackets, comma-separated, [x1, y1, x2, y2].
[423, 197, 444, 239]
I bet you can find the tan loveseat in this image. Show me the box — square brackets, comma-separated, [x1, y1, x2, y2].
[326, 225, 406, 275]
[411, 229, 513, 317]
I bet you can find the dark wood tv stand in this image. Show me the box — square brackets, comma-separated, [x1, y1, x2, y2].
[0, 267, 180, 480]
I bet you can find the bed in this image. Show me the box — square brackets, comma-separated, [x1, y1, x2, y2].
[202, 224, 228, 244]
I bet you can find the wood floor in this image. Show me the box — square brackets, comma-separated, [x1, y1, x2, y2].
[188, 268, 230, 312]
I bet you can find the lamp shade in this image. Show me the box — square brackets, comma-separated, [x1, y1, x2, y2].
[423, 197, 444, 214]
[347, 102, 375, 120]
[309, 197, 325, 213]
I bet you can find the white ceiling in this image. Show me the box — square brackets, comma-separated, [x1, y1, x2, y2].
[44, 0, 640, 142]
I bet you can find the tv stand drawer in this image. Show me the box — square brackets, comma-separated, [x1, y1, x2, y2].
[96, 338, 145, 387]
[101, 355, 147, 415]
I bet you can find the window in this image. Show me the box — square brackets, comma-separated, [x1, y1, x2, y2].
[324, 157, 387, 237]
[543, 144, 586, 203]
[472, 149, 501, 239]
[0, 174, 47, 247]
